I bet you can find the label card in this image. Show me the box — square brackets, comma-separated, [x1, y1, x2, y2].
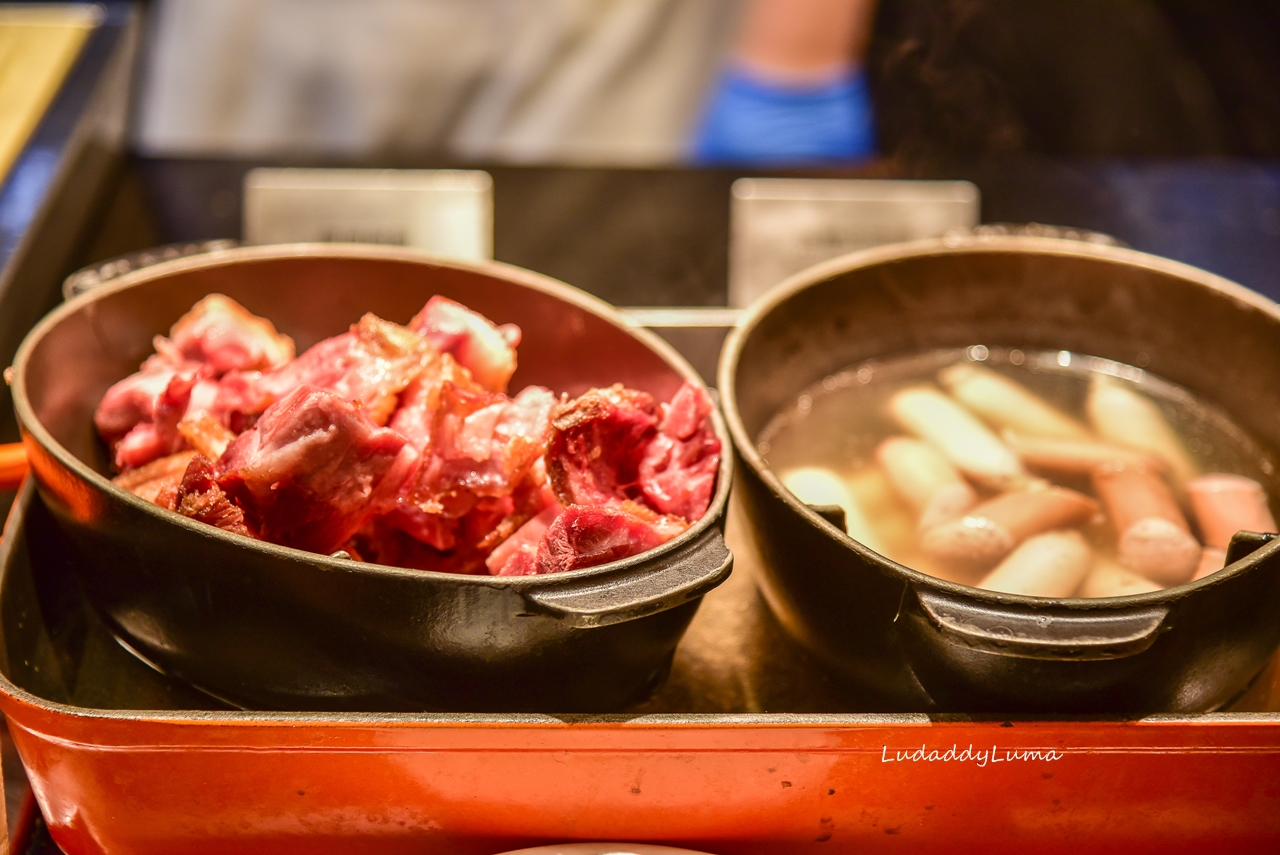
[729, 178, 979, 307]
[243, 168, 492, 260]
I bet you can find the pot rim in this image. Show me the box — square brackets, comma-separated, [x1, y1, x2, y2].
[12, 242, 733, 589]
[716, 233, 1280, 609]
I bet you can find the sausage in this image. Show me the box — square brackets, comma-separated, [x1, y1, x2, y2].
[920, 485, 1099, 580]
[888, 386, 1028, 490]
[875, 437, 978, 531]
[976, 530, 1092, 597]
[780, 466, 883, 553]
[1186, 473, 1277, 550]
[1003, 432, 1168, 478]
[1077, 554, 1164, 598]
[1093, 463, 1201, 586]
[938, 362, 1090, 440]
[1085, 376, 1197, 484]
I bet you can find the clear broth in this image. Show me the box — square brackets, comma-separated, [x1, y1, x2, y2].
[758, 346, 1279, 588]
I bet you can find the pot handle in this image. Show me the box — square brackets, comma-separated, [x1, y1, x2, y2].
[0, 442, 27, 493]
[907, 587, 1170, 661]
[62, 240, 239, 299]
[520, 527, 733, 629]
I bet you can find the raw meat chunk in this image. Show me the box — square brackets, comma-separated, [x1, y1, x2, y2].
[414, 383, 556, 511]
[496, 502, 687, 576]
[215, 314, 434, 428]
[410, 296, 520, 393]
[218, 385, 418, 554]
[637, 382, 721, 520]
[160, 294, 295, 375]
[172, 454, 252, 537]
[545, 384, 660, 509]
[177, 411, 237, 460]
[95, 296, 292, 469]
[112, 449, 198, 504]
[387, 351, 475, 452]
[95, 355, 206, 470]
[546, 381, 719, 523]
[485, 505, 560, 575]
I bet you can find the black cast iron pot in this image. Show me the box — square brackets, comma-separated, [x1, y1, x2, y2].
[718, 234, 1280, 714]
[11, 244, 733, 712]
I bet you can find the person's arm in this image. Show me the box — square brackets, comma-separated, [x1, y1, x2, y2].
[736, 0, 876, 84]
[691, 0, 879, 165]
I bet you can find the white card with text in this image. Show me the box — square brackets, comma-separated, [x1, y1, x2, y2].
[243, 168, 492, 260]
[730, 178, 980, 307]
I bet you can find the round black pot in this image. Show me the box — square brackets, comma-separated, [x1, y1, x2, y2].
[12, 244, 733, 712]
[718, 235, 1280, 714]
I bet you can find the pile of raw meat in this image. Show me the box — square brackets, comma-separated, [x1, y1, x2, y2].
[97, 294, 720, 575]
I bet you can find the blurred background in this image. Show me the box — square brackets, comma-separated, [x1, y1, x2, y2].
[1, 1, 1279, 848]
[130, 0, 1280, 165]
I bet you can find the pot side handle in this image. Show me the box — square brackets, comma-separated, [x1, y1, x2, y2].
[0, 442, 27, 493]
[520, 527, 733, 629]
[909, 588, 1170, 661]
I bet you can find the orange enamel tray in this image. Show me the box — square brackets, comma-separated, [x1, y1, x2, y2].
[3, 479, 1280, 854]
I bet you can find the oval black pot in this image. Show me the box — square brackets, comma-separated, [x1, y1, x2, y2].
[13, 244, 733, 713]
[719, 235, 1280, 714]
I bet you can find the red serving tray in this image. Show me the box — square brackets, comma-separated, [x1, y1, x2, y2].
[4, 480, 1280, 854]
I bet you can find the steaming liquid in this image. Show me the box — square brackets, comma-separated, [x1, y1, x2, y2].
[758, 346, 1279, 587]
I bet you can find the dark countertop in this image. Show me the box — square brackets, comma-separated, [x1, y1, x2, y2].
[77, 155, 1280, 313]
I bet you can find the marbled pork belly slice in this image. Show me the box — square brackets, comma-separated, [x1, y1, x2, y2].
[217, 385, 418, 554]
[637, 381, 721, 522]
[409, 296, 520, 393]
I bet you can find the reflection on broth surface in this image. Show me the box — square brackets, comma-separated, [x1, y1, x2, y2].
[760, 347, 1280, 598]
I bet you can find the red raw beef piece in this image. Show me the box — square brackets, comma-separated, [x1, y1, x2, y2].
[545, 384, 660, 509]
[496, 502, 687, 576]
[217, 385, 418, 554]
[410, 296, 520, 393]
[545, 382, 720, 524]
[159, 294, 295, 375]
[215, 313, 433, 429]
[95, 355, 207, 470]
[171, 454, 253, 537]
[637, 382, 721, 520]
